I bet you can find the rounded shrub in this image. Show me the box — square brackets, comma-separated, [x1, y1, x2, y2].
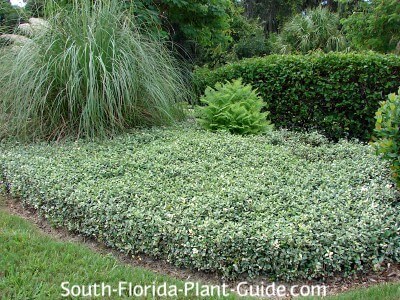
[0, 0, 188, 140]
[197, 78, 273, 135]
[372, 88, 400, 187]
[193, 53, 400, 141]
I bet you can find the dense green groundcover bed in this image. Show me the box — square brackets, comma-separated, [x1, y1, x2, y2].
[1, 125, 399, 281]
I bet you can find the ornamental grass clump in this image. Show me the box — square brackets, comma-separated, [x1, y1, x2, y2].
[0, 0, 187, 140]
[197, 78, 273, 135]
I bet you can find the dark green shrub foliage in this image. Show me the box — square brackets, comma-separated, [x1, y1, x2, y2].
[372, 88, 400, 187]
[197, 79, 273, 135]
[193, 53, 400, 141]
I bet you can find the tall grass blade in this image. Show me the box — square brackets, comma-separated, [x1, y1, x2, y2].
[0, 0, 188, 140]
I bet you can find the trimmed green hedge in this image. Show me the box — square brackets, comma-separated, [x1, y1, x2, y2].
[193, 53, 400, 141]
[1, 125, 399, 281]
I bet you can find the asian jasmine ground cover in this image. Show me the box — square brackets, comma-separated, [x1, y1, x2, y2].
[1, 124, 399, 281]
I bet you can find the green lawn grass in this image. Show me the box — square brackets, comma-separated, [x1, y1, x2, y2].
[308, 283, 400, 300]
[0, 202, 238, 299]
[1, 198, 399, 299]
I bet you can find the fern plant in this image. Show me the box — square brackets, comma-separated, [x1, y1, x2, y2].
[197, 78, 273, 135]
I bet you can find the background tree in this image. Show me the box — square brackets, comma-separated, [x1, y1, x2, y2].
[242, 0, 305, 33]
[241, 0, 332, 34]
[270, 6, 348, 54]
[0, 0, 21, 34]
[335, 0, 362, 17]
[198, 3, 270, 66]
[228, 8, 269, 60]
[25, 0, 45, 17]
[155, 0, 233, 64]
[25, 0, 233, 63]
[341, 0, 400, 53]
